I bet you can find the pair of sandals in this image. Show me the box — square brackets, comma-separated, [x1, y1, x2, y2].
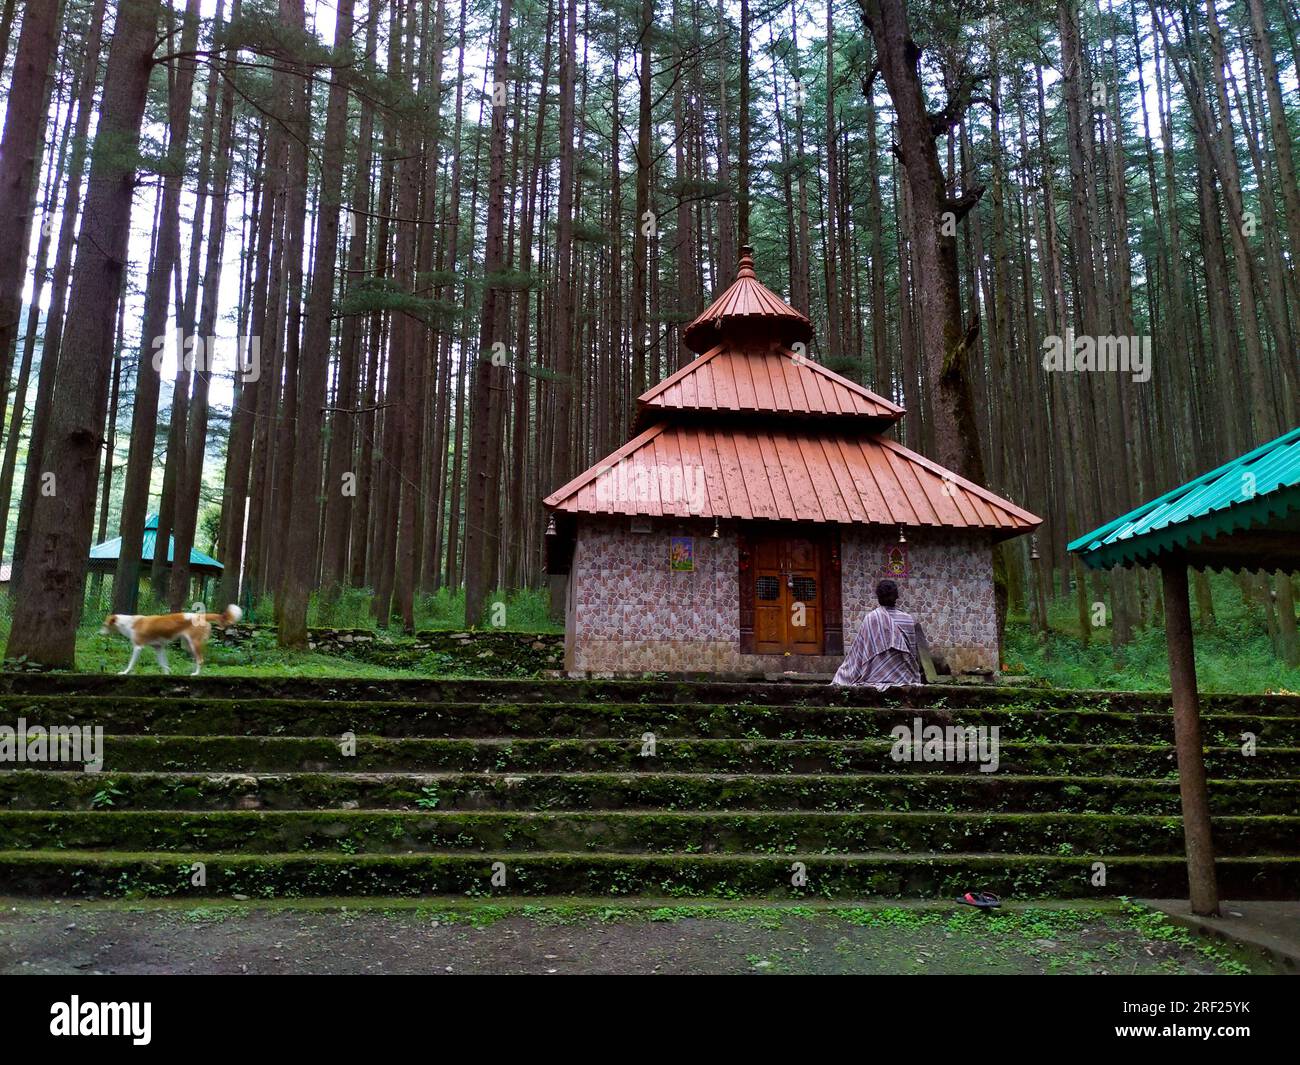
[956, 891, 1001, 909]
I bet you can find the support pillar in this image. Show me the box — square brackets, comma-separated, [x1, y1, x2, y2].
[1160, 560, 1219, 916]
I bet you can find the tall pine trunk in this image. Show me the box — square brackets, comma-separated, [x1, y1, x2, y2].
[279, 0, 356, 646]
[7, 0, 161, 667]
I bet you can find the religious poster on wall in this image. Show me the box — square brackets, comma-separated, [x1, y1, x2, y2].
[883, 544, 910, 578]
[669, 536, 695, 572]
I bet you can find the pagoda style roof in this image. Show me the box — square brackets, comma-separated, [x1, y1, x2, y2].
[543, 421, 1039, 539]
[681, 248, 813, 353]
[544, 247, 1041, 541]
[637, 340, 903, 427]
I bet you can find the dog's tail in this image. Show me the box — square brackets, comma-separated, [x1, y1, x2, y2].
[206, 604, 244, 627]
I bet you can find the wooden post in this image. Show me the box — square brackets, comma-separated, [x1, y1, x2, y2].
[1160, 561, 1220, 916]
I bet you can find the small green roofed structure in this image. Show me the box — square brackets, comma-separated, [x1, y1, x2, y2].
[1068, 425, 1300, 571]
[1070, 424, 1300, 918]
[89, 514, 223, 577]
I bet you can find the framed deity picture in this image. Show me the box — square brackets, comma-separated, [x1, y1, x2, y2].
[883, 544, 909, 578]
[669, 536, 695, 572]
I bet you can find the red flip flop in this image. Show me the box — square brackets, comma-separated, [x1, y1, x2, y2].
[956, 891, 1001, 909]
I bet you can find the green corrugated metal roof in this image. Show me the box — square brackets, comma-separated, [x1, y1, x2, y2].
[1069, 425, 1300, 570]
[88, 513, 223, 572]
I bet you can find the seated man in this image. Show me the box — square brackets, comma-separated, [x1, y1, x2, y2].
[832, 579, 923, 688]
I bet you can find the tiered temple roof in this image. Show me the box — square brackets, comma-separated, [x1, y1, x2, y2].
[544, 249, 1040, 540]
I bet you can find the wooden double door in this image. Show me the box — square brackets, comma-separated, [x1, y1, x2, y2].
[739, 529, 842, 656]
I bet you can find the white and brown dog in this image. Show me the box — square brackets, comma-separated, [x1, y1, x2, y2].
[101, 605, 243, 676]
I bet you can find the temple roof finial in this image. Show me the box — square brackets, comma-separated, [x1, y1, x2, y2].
[737, 245, 756, 280]
[681, 244, 812, 353]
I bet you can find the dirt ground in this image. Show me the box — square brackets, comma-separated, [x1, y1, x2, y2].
[0, 899, 1263, 975]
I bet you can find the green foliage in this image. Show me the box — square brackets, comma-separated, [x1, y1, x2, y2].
[417, 269, 460, 289]
[483, 269, 538, 291]
[572, 219, 610, 244]
[1005, 572, 1300, 694]
[199, 507, 222, 556]
[410, 586, 558, 633]
[308, 586, 376, 630]
[336, 277, 452, 325]
[245, 585, 559, 635]
[90, 783, 125, 810]
[1, 562, 1291, 691]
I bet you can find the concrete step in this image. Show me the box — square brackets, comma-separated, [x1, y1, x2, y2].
[2, 848, 1295, 899]
[4, 769, 1296, 814]
[1, 672, 1296, 715]
[6, 696, 1298, 744]
[3, 809, 1296, 857]
[4, 675, 1293, 902]
[4, 734, 1294, 779]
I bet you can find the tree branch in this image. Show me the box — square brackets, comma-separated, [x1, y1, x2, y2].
[945, 184, 987, 222]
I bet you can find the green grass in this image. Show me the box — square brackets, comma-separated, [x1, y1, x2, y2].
[0, 593, 422, 678]
[1004, 571, 1300, 694]
[4, 579, 560, 636]
[0, 570, 1293, 691]
[298, 585, 560, 634]
[0, 582, 560, 677]
[71, 627, 427, 679]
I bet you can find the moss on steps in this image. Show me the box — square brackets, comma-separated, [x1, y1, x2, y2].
[165, 626, 569, 677]
[3, 809, 1296, 857]
[6, 695, 1299, 745]
[10, 734, 1297, 779]
[3, 674, 1296, 901]
[1, 672, 1298, 716]
[2, 849, 1296, 899]
[4, 769, 1297, 814]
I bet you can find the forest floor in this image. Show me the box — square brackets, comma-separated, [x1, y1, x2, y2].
[4, 573, 1297, 691]
[0, 899, 1265, 976]
[1003, 573, 1300, 694]
[43, 613, 1300, 691]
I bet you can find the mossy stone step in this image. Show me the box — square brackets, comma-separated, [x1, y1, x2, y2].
[2, 849, 1296, 899]
[1, 673, 1297, 716]
[12, 734, 1296, 779]
[4, 809, 1296, 857]
[6, 696, 1298, 745]
[4, 769, 1296, 814]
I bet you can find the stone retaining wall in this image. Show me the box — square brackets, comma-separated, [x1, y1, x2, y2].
[210, 625, 565, 674]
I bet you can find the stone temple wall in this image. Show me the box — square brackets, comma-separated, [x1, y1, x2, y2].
[567, 518, 742, 674]
[567, 516, 999, 676]
[839, 527, 999, 675]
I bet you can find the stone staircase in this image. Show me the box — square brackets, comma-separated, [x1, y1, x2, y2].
[0, 674, 1297, 900]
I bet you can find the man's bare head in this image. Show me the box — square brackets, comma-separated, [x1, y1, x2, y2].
[876, 579, 899, 608]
